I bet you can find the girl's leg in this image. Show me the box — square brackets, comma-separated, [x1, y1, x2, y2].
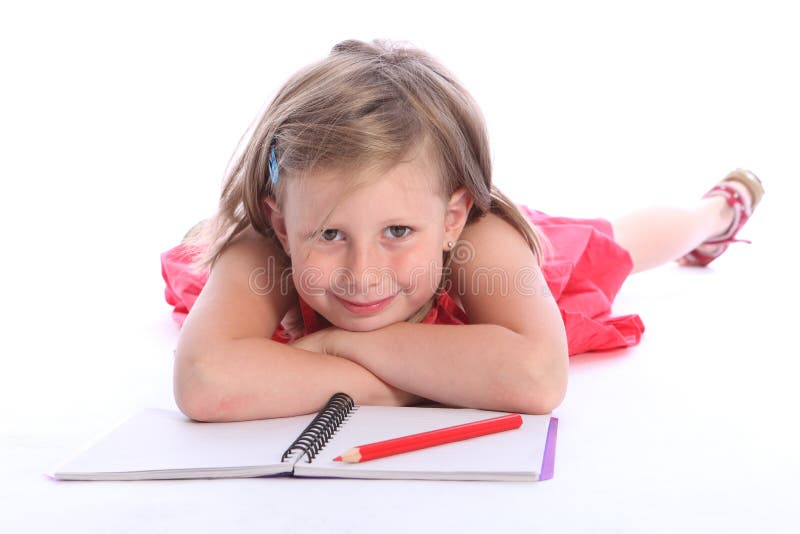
[611, 180, 753, 273]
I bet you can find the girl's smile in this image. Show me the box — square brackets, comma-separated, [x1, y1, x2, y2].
[334, 294, 398, 315]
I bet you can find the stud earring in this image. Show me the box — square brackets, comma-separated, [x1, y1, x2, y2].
[447, 241, 455, 250]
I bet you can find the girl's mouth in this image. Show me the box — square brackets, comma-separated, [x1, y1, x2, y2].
[335, 294, 396, 315]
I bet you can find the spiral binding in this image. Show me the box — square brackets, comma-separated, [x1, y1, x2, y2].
[281, 392, 356, 463]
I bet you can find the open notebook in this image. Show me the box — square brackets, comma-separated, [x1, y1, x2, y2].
[49, 393, 558, 482]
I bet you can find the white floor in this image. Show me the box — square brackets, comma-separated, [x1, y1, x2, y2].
[3, 2, 799, 533]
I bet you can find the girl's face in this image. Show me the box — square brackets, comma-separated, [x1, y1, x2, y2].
[267, 150, 472, 332]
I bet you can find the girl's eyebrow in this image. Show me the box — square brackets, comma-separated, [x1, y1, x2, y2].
[322, 217, 424, 229]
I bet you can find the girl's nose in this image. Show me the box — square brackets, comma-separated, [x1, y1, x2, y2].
[339, 244, 395, 296]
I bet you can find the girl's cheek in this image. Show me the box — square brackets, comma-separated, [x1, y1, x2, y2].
[296, 247, 442, 291]
[397, 256, 443, 292]
[292, 260, 333, 294]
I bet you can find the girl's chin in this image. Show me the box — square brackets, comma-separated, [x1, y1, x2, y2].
[330, 314, 398, 332]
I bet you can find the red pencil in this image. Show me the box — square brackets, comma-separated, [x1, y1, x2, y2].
[333, 413, 523, 463]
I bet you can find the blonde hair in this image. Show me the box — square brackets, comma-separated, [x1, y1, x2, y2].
[189, 38, 545, 332]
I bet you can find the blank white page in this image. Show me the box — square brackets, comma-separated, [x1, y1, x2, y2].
[51, 409, 315, 480]
[294, 406, 552, 481]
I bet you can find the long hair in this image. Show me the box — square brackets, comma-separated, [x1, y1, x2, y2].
[188, 38, 545, 333]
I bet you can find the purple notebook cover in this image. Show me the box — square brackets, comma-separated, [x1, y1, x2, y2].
[538, 417, 558, 481]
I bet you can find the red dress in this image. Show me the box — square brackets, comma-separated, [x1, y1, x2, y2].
[160, 206, 644, 355]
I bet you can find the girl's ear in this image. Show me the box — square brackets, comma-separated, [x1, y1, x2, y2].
[443, 186, 474, 248]
[263, 197, 290, 254]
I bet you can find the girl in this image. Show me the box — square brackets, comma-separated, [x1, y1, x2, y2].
[161, 39, 764, 422]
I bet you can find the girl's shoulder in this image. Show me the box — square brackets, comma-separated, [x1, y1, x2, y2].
[460, 211, 527, 246]
[182, 226, 296, 343]
[446, 212, 519, 310]
[221, 225, 295, 303]
[229, 225, 277, 249]
[453, 211, 529, 283]
[450, 211, 555, 338]
[224, 226, 292, 274]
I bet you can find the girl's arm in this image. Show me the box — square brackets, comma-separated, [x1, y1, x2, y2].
[176, 336, 423, 421]
[173, 229, 422, 422]
[328, 321, 564, 415]
[311, 214, 569, 414]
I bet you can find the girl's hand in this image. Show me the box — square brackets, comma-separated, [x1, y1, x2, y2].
[288, 323, 404, 366]
[289, 326, 425, 407]
[289, 327, 352, 358]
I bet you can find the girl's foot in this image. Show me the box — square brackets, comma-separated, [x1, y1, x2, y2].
[677, 169, 764, 267]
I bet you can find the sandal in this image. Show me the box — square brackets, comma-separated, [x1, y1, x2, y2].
[678, 169, 765, 267]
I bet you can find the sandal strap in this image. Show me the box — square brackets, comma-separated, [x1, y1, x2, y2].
[702, 184, 753, 214]
[678, 170, 764, 267]
[701, 184, 752, 244]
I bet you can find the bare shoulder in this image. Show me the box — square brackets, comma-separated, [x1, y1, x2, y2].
[225, 226, 280, 262]
[178, 226, 296, 351]
[459, 211, 533, 251]
[452, 212, 563, 343]
[453, 211, 538, 294]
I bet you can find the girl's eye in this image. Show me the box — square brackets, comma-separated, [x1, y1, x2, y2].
[386, 225, 412, 239]
[319, 229, 341, 242]
[318, 226, 412, 242]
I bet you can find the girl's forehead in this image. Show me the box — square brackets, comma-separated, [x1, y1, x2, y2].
[285, 156, 445, 225]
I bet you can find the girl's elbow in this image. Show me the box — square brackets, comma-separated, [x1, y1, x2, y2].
[175, 387, 215, 422]
[173, 350, 225, 423]
[174, 374, 219, 422]
[514, 380, 566, 415]
[515, 347, 568, 415]
[529, 378, 567, 414]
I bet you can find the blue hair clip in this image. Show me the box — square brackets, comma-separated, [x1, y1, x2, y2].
[269, 144, 280, 184]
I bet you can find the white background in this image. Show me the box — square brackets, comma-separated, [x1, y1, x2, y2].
[2, 1, 799, 532]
